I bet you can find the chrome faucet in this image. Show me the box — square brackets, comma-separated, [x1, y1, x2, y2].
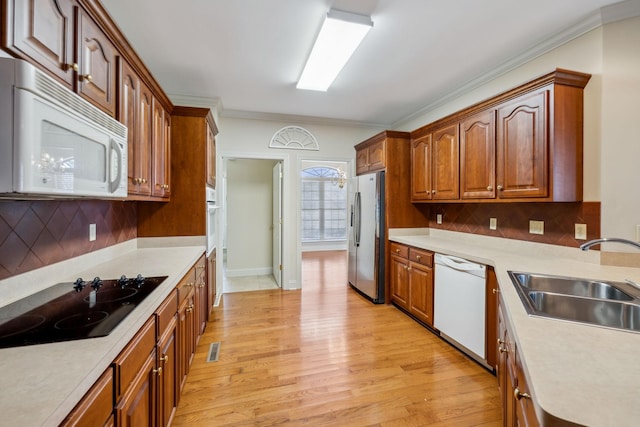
[580, 238, 640, 251]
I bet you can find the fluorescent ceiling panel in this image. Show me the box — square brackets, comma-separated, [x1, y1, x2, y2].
[297, 9, 373, 92]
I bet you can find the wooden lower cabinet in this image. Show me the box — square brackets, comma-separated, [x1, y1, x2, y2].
[61, 368, 114, 427]
[178, 285, 196, 393]
[115, 349, 157, 427]
[195, 255, 207, 338]
[389, 243, 435, 327]
[65, 255, 210, 426]
[498, 302, 539, 427]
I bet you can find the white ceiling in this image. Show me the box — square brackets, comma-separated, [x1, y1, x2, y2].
[101, 0, 626, 127]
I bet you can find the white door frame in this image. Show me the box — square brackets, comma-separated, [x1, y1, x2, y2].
[220, 151, 291, 288]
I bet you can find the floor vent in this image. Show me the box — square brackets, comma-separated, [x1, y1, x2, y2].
[207, 342, 220, 363]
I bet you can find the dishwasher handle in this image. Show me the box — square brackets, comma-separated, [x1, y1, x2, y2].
[435, 254, 486, 275]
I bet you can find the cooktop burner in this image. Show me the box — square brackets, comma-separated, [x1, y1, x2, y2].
[0, 275, 167, 348]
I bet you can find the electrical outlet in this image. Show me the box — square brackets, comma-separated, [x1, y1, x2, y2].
[436, 214, 443, 225]
[89, 224, 96, 242]
[529, 220, 544, 235]
[575, 223, 587, 240]
[489, 217, 497, 230]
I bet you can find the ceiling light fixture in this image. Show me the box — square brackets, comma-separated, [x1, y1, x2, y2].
[297, 9, 373, 92]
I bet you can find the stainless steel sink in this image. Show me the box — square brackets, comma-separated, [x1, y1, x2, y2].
[508, 272, 640, 333]
[510, 272, 634, 301]
[527, 291, 640, 332]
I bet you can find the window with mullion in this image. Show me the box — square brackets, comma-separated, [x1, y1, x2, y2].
[301, 167, 347, 242]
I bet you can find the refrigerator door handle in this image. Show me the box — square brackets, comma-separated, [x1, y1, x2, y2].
[354, 192, 361, 246]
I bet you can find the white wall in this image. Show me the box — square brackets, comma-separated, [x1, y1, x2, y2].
[600, 16, 640, 243]
[226, 158, 277, 275]
[217, 117, 383, 289]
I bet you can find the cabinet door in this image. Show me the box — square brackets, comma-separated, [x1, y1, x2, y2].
[177, 291, 195, 393]
[355, 148, 369, 175]
[195, 261, 207, 338]
[76, 8, 117, 115]
[367, 139, 386, 172]
[496, 90, 548, 199]
[158, 319, 178, 427]
[206, 123, 216, 188]
[115, 349, 157, 427]
[408, 262, 434, 326]
[390, 255, 409, 309]
[9, 0, 76, 87]
[61, 368, 113, 427]
[432, 124, 459, 200]
[411, 135, 432, 201]
[461, 111, 495, 199]
[152, 100, 171, 198]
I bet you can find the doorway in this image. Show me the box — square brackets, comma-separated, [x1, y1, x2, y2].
[222, 157, 283, 293]
[300, 160, 350, 287]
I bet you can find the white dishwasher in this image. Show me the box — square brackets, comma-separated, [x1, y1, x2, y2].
[434, 253, 487, 366]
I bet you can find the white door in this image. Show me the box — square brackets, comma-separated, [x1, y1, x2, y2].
[272, 162, 283, 287]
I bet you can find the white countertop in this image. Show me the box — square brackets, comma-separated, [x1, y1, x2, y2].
[0, 238, 205, 427]
[389, 228, 640, 427]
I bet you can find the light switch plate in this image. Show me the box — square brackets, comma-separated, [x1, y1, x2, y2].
[575, 223, 587, 240]
[489, 217, 497, 230]
[529, 220, 544, 235]
[636, 224, 640, 242]
[436, 214, 443, 225]
[89, 224, 96, 242]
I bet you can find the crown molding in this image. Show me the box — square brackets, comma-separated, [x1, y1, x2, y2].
[168, 94, 222, 113]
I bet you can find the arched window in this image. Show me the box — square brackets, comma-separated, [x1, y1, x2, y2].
[301, 167, 347, 242]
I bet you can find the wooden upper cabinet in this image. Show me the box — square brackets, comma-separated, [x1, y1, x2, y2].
[410, 69, 590, 203]
[461, 110, 495, 199]
[5, 0, 118, 115]
[355, 138, 386, 175]
[431, 124, 459, 200]
[7, 0, 76, 86]
[151, 101, 171, 199]
[496, 90, 548, 199]
[411, 134, 432, 201]
[76, 8, 117, 115]
[119, 59, 151, 196]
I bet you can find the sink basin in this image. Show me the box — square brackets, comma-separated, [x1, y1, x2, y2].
[508, 271, 640, 333]
[527, 291, 640, 332]
[510, 272, 634, 301]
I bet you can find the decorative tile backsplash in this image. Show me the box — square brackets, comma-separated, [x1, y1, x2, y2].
[0, 200, 137, 280]
[428, 202, 600, 247]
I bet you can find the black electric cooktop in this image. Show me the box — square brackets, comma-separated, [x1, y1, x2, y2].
[0, 275, 167, 349]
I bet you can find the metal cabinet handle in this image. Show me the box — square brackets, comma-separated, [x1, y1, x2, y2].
[153, 367, 162, 376]
[160, 355, 169, 363]
[497, 185, 503, 191]
[499, 346, 508, 353]
[80, 74, 92, 82]
[492, 288, 500, 294]
[66, 63, 79, 71]
[416, 255, 422, 260]
[431, 190, 436, 194]
[487, 186, 493, 191]
[514, 387, 530, 400]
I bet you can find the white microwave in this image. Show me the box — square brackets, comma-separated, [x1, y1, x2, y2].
[0, 58, 127, 199]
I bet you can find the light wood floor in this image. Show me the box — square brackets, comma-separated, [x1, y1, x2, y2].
[172, 251, 502, 426]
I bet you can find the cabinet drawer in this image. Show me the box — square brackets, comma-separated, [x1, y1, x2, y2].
[390, 242, 409, 259]
[156, 290, 177, 339]
[195, 254, 206, 280]
[112, 316, 156, 400]
[176, 268, 196, 306]
[409, 248, 433, 267]
[61, 368, 113, 427]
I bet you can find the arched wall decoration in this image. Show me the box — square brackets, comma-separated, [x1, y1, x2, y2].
[269, 126, 319, 150]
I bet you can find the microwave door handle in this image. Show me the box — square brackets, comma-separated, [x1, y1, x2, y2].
[109, 139, 123, 194]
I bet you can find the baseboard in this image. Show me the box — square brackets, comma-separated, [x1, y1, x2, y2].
[225, 267, 273, 277]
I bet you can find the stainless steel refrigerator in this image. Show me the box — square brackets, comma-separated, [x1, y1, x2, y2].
[348, 171, 385, 303]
